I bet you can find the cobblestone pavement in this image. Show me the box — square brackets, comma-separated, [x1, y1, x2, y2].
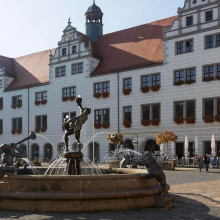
[0, 168, 220, 220]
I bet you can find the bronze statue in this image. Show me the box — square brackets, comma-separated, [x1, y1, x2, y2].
[63, 96, 91, 152]
[130, 151, 168, 197]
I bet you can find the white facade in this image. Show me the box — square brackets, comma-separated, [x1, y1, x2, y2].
[0, 0, 220, 162]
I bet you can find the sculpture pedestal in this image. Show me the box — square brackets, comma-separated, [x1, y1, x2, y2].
[63, 152, 83, 175]
[0, 166, 16, 179]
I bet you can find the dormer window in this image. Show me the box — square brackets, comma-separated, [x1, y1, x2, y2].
[62, 48, 67, 56]
[206, 11, 213, 22]
[186, 16, 193, 27]
[72, 45, 77, 54]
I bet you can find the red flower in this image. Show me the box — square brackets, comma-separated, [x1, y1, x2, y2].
[185, 79, 195, 84]
[174, 117, 184, 124]
[35, 128, 40, 133]
[123, 120, 131, 128]
[151, 119, 160, 126]
[141, 120, 150, 126]
[0, 130, 2, 135]
[93, 93, 101, 99]
[41, 100, 47, 105]
[151, 85, 161, 92]
[186, 117, 195, 124]
[102, 122, 110, 129]
[41, 127, 47, 132]
[102, 92, 109, 98]
[11, 104, 16, 109]
[215, 115, 220, 122]
[62, 97, 69, 101]
[174, 81, 184, 86]
[11, 130, 16, 134]
[203, 76, 214, 82]
[69, 96, 76, 101]
[123, 89, 131, 95]
[17, 129, 22, 134]
[17, 102, 22, 108]
[203, 115, 214, 123]
[94, 123, 101, 129]
[0, 106, 3, 110]
[35, 101, 40, 106]
[141, 86, 150, 93]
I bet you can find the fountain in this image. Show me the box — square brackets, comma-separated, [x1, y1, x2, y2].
[0, 96, 172, 212]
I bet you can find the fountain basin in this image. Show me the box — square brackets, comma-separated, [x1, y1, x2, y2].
[0, 169, 171, 212]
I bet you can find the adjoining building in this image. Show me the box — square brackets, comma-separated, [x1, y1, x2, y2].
[0, 0, 220, 162]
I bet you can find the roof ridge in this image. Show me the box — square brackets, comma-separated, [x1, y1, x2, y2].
[101, 15, 177, 38]
[0, 55, 13, 59]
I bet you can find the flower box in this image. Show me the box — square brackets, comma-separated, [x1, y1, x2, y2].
[11, 130, 16, 135]
[17, 129, 22, 134]
[203, 76, 214, 82]
[216, 75, 220, 80]
[141, 120, 150, 126]
[215, 115, 220, 122]
[151, 85, 161, 92]
[123, 120, 131, 128]
[17, 102, 22, 108]
[69, 96, 76, 101]
[35, 128, 40, 133]
[174, 117, 184, 124]
[186, 117, 195, 124]
[11, 104, 16, 109]
[185, 79, 195, 84]
[151, 119, 160, 126]
[41, 100, 47, 105]
[0, 130, 2, 135]
[203, 115, 214, 123]
[174, 81, 184, 86]
[141, 86, 150, 93]
[35, 101, 41, 106]
[62, 97, 69, 101]
[102, 122, 110, 129]
[102, 92, 109, 98]
[123, 89, 131, 95]
[0, 106, 2, 110]
[93, 93, 101, 99]
[41, 127, 47, 132]
[94, 123, 101, 129]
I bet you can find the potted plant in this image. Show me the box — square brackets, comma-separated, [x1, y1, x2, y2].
[151, 84, 161, 92]
[35, 128, 40, 133]
[94, 123, 101, 129]
[174, 117, 184, 124]
[41, 127, 47, 132]
[203, 76, 214, 82]
[151, 119, 160, 126]
[123, 88, 131, 95]
[102, 122, 110, 129]
[11, 104, 16, 109]
[186, 117, 195, 124]
[41, 100, 47, 105]
[203, 115, 214, 123]
[11, 129, 16, 134]
[17, 129, 22, 134]
[123, 120, 131, 128]
[215, 114, 220, 122]
[141, 120, 150, 126]
[0, 130, 2, 135]
[35, 101, 41, 106]
[174, 81, 184, 86]
[141, 86, 150, 93]
[185, 79, 195, 84]
[0, 106, 3, 110]
[69, 96, 76, 101]
[62, 97, 69, 101]
[93, 93, 101, 98]
[216, 75, 220, 80]
[17, 102, 22, 108]
[101, 92, 109, 98]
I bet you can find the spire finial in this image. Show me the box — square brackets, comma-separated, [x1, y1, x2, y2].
[68, 17, 71, 26]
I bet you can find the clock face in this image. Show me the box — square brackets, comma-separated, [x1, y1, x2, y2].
[65, 33, 73, 41]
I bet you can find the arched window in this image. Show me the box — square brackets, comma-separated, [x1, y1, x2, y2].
[18, 144, 27, 155]
[57, 142, 65, 157]
[88, 142, 100, 162]
[31, 144, 39, 160]
[124, 139, 134, 150]
[144, 139, 160, 153]
[44, 143, 53, 161]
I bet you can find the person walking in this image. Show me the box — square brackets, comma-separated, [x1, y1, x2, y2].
[204, 153, 210, 172]
[198, 154, 203, 172]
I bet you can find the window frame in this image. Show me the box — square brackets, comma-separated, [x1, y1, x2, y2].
[55, 66, 66, 78]
[72, 62, 83, 75]
[35, 115, 47, 129]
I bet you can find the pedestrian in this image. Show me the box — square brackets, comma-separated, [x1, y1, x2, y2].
[209, 154, 213, 169]
[204, 153, 210, 172]
[198, 154, 203, 172]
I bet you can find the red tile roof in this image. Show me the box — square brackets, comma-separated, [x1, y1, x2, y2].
[91, 16, 177, 76]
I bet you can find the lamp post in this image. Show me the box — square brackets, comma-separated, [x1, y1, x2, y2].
[132, 134, 138, 159]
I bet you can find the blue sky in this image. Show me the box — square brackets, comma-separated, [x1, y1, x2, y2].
[0, 0, 185, 58]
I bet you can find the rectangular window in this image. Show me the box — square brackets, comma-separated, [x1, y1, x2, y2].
[63, 112, 76, 122]
[204, 99, 214, 117]
[12, 118, 22, 130]
[0, 79, 2, 88]
[142, 105, 150, 121]
[12, 95, 22, 105]
[0, 97, 3, 109]
[103, 81, 110, 93]
[94, 110, 102, 124]
[36, 91, 47, 102]
[177, 42, 184, 54]
[62, 86, 76, 98]
[216, 35, 220, 47]
[204, 65, 214, 78]
[0, 119, 2, 132]
[94, 83, 102, 94]
[206, 11, 213, 22]
[217, 99, 220, 115]
[186, 68, 195, 81]
[55, 66, 66, 77]
[124, 78, 132, 90]
[72, 63, 83, 74]
[175, 101, 184, 118]
[186, 40, 193, 52]
[124, 106, 132, 122]
[217, 65, 220, 77]
[175, 70, 184, 83]
[206, 36, 214, 48]
[72, 45, 77, 54]
[186, 100, 195, 118]
[186, 16, 193, 26]
[103, 109, 110, 124]
[62, 48, 67, 56]
[152, 104, 160, 120]
[141, 75, 150, 87]
[152, 74, 160, 86]
[35, 115, 47, 129]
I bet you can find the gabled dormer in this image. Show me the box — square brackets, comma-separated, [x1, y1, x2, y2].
[50, 18, 92, 65]
[164, 0, 219, 39]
